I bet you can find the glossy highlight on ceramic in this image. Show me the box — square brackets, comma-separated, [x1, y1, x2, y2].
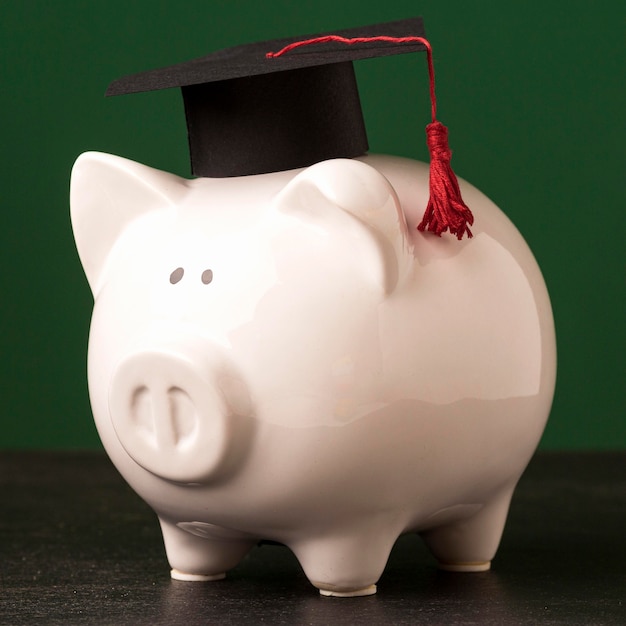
[70, 152, 556, 596]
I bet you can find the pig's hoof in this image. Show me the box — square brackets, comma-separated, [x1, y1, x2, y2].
[438, 560, 491, 572]
[170, 568, 226, 582]
[316, 583, 377, 597]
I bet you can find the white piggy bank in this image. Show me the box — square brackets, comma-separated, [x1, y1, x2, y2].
[70, 151, 555, 596]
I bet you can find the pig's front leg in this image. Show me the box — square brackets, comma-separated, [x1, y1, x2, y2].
[290, 524, 400, 597]
[159, 517, 257, 581]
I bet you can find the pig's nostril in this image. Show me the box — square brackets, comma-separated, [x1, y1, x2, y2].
[131, 386, 158, 448]
[168, 387, 199, 447]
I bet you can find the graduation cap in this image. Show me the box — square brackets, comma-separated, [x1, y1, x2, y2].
[106, 17, 473, 239]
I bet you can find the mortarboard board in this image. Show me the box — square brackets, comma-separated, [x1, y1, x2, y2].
[106, 17, 473, 239]
[106, 18, 426, 179]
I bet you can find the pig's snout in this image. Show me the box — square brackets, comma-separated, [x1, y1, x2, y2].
[109, 343, 252, 484]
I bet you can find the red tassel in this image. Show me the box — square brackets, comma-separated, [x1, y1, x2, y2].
[267, 33, 474, 239]
[418, 121, 473, 239]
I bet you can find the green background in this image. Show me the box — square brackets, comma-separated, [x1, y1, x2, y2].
[1, 1, 623, 449]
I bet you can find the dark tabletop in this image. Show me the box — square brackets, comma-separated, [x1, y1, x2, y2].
[1, 450, 624, 625]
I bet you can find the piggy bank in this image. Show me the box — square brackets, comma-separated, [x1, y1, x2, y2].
[70, 151, 555, 597]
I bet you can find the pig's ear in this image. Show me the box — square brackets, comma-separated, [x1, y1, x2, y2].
[274, 158, 412, 294]
[70, 152, 187, 295]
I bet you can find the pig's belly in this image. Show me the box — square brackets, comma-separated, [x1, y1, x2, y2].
[128, 391, 548, 541]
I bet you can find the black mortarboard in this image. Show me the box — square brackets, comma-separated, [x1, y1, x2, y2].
[106, 17, 474, 239]
[106, 18, 426, 178]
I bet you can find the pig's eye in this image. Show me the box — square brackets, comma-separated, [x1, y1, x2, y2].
[169, 267, 184, 284]
[201, 269, 214, 285]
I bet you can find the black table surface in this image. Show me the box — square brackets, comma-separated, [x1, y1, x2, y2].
[1, 450, 624, 625]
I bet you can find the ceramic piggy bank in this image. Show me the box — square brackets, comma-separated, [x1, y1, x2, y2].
[70, 151, 555, 597]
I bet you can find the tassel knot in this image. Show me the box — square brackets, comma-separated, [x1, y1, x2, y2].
[425, 120, 451, 160]
[418, 121, 474, 240]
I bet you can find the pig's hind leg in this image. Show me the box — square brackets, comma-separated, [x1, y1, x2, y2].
[159, 517, 257, 581]
[419, 485, 515, 572]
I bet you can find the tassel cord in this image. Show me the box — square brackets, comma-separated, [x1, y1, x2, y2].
[267, 34, 474, 239]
